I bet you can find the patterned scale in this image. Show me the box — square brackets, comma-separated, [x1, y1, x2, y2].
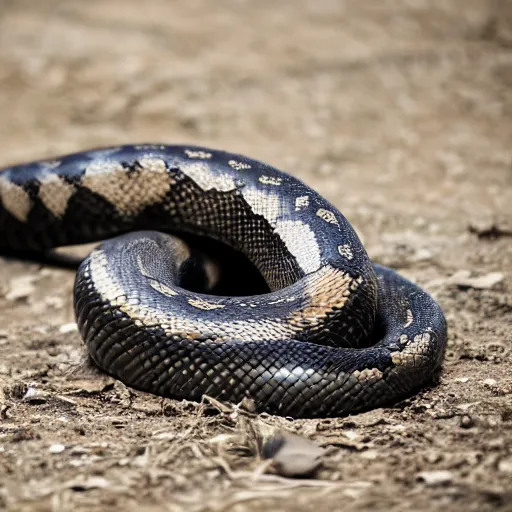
[0, 145, 446, 417]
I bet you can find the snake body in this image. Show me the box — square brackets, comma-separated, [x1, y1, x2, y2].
[0, 144, 447, 417]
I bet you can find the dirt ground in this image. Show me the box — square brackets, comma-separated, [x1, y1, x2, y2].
[0, 1, 511, 511]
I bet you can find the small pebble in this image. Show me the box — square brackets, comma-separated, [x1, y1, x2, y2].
[5, 275, 37, 301]
[360, 450, 379, 460]
[67, 476, 110, 491]
[22, 387, 49, 403]
[450, 270, 504, 290]
[49, 443, 66, 454]
[45, 296, 65, 309]
[59, 323, 78, 334]
[459, 415, 474, 429]
[239, 397, 257, 413]
[417, 470, 453, 487]
[344, 430, 361, 441]
[412, 248, 433, 262]
[262, 431, 325, 478]
[498, 458, 512, 474]
[424, 451, 443, 464]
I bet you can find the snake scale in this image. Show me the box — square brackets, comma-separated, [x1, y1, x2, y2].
[0, 144, 447, 418]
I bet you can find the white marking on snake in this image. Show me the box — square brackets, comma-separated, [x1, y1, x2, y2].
[0, 175, 31, 222]
[268, 298, 286, 305]
[38, 172, 75, 218]
[352, 368, 384, 383]
[392, 333, 431, 367]
[316, 208, 339, 226]
[259, 175, 282, 186]
[136, 254, 152, 278]
[134, 144, 167, 151]
[399, 334, 409, 347]
[404, 309, 414, 328]
[273, 367, 316, 383]
[89, 250, 127, 306]
[295, 195, 309, 211]
[87, 148, 123, 159]
[90, 252, 314, 343]
[38, 160, 61, 170]
[136, 253, 179, 297]
[228, 160, 251, 170]
[188, 298, 225, 311]
[263, 295, 297, 306]
[92, 251, 202, 332]
[404, 309, 414, 327]
[179, 161, 237, 192]
[242, 188, 281, 225]
[338, 244, 353, 260]
[184, 149, 212, 159]
[82, 158, 172, 215]
[350, 275, 363, 291]
[274, 219, 321, 273]
[149, 280, 178, 297]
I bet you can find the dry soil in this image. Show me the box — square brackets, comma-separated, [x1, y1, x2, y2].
[0, 1, 511, 511]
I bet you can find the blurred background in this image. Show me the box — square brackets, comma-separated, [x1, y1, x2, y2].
[0, 1, 510, 236]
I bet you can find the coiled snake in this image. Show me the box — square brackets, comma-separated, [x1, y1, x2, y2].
[0, 145, 447, 417]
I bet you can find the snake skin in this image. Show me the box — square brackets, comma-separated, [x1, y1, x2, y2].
[0, 144, 447, 417]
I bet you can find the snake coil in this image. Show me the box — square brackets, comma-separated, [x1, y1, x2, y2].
[0, 145, 447, 417]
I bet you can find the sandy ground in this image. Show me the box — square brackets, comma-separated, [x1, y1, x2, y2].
[0, 1, 511, 510]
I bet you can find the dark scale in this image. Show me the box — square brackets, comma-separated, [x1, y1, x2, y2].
[158, 170, 304, 290]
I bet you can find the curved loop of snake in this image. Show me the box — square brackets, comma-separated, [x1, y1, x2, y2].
[0, 145, 447, 417]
